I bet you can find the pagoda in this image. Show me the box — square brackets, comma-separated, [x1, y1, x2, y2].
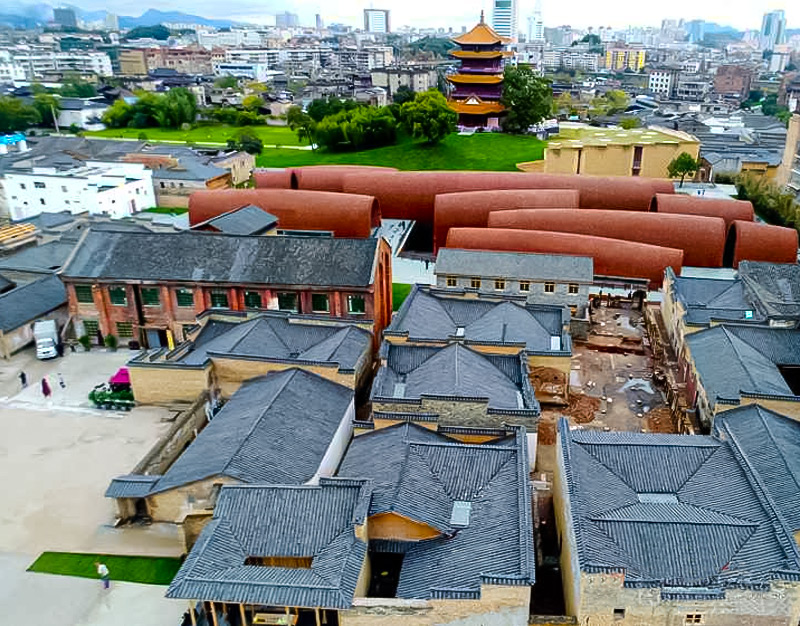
[447, 11, 512, 129]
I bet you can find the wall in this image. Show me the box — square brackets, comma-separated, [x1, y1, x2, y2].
[129, 364, 211, 405]
[554, 436, 582, 617]
[435, 274, 590, 309]
[368, 512, 441, 541]
[308, 399, 355, 483]
[341, 585, 531, 626]
[0, 304, 68, 359]
[213, 357, 358, 397]
[146, 475, 239, 524]
[777, 114, 800, 189]
[372, 397, 537, 430]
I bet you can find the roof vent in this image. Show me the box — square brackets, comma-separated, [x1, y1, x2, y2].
[450, 500, 472, 527]
[393, 383, 406, 398]
[637, 493, 678, 504]
[455, 326, 465, 337]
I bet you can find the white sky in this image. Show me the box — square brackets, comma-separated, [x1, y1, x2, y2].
[71, 0, 797, 32]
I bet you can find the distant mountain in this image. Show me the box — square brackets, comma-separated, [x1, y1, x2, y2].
[0, 3, 51, 28]
[117, 9, 239, 29]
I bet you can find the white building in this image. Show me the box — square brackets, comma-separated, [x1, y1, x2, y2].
[56, 98, 109, 131]
[527, 0, 544, 42]
[3, 162, 155, 221]
[492, 0, 519, 41]
[13, 52, 112, 79]
[196, 29, 264, 49]
[0, 51, 25, 83]
[213, 62, 273, 83]
[224, 49, 281, 67]
[648, 70, 676, 97]
[363, 9, 390, 33]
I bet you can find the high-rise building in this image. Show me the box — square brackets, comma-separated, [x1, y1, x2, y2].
[492, 0, 518, 41]
[315, 14, 324, 30]
[275, 11, 299, 29]
[527, 0, 544, 42]
[760, 10, 786, 51]
[104, 13, 119, 31]
[53, 7, 77, 29]
[363, 9, 390, 33]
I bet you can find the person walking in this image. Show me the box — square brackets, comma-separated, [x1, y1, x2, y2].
[41, 377, 51, 400]
[57, 373, 66, 389]
[95, 562, 110, 590]
[18, 371, 27, 389]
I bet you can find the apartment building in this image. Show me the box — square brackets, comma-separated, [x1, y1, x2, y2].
[605, 46, 646, 72]
[13, 51, 112, 79]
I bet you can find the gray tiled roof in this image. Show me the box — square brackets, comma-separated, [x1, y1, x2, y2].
[713, 405, 800, 533]
[739, 261, 800, 320]
[435, 249, 593, 283]
[337, 422, 535, 598]
[166, 480, 371, 609]
[174, 314, 371, 372]
[203, 205, 278, 235]
[61, 230, 379, 287]
[152, 157, 227, 182]
[150, 369, 353, 493]
[0, 241, 77, 272]
[372, 342, 539, 413]
[0, 274, 66, 332]
[558, 418, 800, 588]
[105, 474, 161, 498]
[670, 272, 758, 326]
[388, 286, 570, 354]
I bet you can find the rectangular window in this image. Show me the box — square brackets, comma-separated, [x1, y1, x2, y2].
[311, 293, 329, 313]
[568, 283, 580, 294]
[75, 284, 94, 303]
[684, 616, 703, 625]
[175, 288, 194, 308]
[277, 292, 298, 312]
[61, 185, 67, 192]
[470, 277, 481, 289]
[210, 290, 229, 309]
[34, 181, 45, 189]
[347, 294, 366, 315]
[82, 319, 99, 337]
[632, 145, 643, 176]
[494, 279, 505, 291]
[244, 291, 262, 309]
[446, 276, 457, 288]
[108, 287, 127, 306]
[19, 183, 26, 189]
[519, 281, 530, 292]
[613, 609, 625, 620]
[40, 198, 45, 205]
[116, 321, 133, 338]
[140, 287, 161, 306]
[544, 282, 556, 293]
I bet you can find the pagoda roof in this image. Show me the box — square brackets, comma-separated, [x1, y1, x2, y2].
[452, 17, 511, 45]
[450, 50, 514, 59]
[447, 74, 504, 85]
[449, 96, 506, 115]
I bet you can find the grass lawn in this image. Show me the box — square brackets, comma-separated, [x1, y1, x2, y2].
[86, 124, 302, 147]
[144, 206, 189, 215]
[28, 552, 182, 586]
[256, 133, 546, 171]
[393, 283, 413, 311]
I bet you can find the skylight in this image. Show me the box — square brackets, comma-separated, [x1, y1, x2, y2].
[637, 493, 678, 504]
[450, 501, 472, 527]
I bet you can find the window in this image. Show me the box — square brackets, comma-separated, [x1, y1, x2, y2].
[347, 294, 366, 315]
[82, 319, 99, 338]
[446, 276, 457, 288]
[176, 288, 194, 307]
[19, 183, 26, 189]
[632, 145, 643, 176]
[159, 181, 165, 189]
[568, 283, 579, 294]
[34, 181, 45, 189]
[116, 322, 133, 338]
[210, 290, 229, 309]
[311, 293, 329, 313]
[684, 616, 703, 625]
[519, 281, 530, 292]
[108, 287, 127, 306]
[544, 282, 556, 293]
[75, 284, 94, 303]
[277, 292, 298, 312]
[40, 198, 45, 205]
[244, 291, 262, 309]
[470, 277, 481, 289]
[141, 288, 161, 306]
[613, 608, 625, 620]
[494, 279, 505, 291]
[61, 185, 67, 192]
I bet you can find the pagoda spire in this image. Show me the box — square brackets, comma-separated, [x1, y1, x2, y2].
[480, 10, 485, 24]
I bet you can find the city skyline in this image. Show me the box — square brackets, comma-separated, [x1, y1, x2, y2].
[53, 0, 799, 32]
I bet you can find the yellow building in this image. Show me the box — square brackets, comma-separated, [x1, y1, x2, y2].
[118, 49, 147, 76]
[605, 47, 646, 71]
[537, 125, 700, 178]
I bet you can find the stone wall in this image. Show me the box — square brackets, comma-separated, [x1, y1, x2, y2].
[130, 364, 211, 405]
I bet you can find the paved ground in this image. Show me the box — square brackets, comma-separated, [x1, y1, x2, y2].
[0, 347, 185, 624]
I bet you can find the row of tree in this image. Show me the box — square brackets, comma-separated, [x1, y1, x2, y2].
[102, 88, 198, 129]
[736, 173, 800, 230]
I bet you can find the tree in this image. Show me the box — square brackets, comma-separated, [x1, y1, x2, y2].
[242, 95, 263, 112]
[214, 76, 238, 89]
[227, 129, 263, 155]
[0, 97, 40, 133]
[101, 99, 134, 128]
[551, 92, 573, 117]
[314, 106, 397, 152]
[155, 88, 197, 128]
[32, 93, 61, 127]
[125, 24, 171, 40]
[307, 97, 358, 123]
[393, 85, 415, 105]
[399, 89, 456, 144]
[500, 65, 552, 134]
[619, 116, 642, 129]
[667, 152, 700, 187]
[60, 75, 96, 98]
[286, 105, 316, 147]
[736, 173, 800, 229]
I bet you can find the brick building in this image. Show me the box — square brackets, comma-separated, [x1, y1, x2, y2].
[713, 64, 754, 101]
[60, 230, 392, 348]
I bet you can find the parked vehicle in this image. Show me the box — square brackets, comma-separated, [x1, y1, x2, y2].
[33, 320, 59, 360]
[89, 368, 135, 411]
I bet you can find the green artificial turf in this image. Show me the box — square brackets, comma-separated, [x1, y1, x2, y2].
[86, 124, 302, 147]
[256, 133, 546, 171]
[144, 206, 189, 215]
[392, 283, 413, 311]
[28, 552, 183, 585]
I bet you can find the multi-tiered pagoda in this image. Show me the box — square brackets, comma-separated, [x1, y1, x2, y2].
[447, 12, 512, 129]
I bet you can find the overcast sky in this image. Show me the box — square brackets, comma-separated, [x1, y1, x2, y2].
[71, 0, 797, 32]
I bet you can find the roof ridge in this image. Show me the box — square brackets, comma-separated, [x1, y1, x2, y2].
[752, 406, 800, 499]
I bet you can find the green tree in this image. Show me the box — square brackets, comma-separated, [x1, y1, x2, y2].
[500, 65, 553, 133]
[242, 95, 263, 111]
[315, 106, 397, 152]
[307, 97, 358, 123]
[227, 129, 263, 154]
[125, 24, 171, 40]
[286, 105, 316, 147]
[208, 107, 239, 125]
[235, 110, 264, 126]
[393, 85, 415, 105]
[60, 75, 97, 97]
[155, 88, 197, 128]
[32, 93, 61, 127]
[0, 97, 40, 132]
[736, 173, 800, 229]
[619, 116, 642, 129]
[399, 89, 456, 144]
[101, 99, 134, 128]
[667, 152, 700, 187]
[214, 76, 238, 89]
[551, 92, 573, 116]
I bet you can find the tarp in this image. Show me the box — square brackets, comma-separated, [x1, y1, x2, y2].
[109, 368, 130, 385]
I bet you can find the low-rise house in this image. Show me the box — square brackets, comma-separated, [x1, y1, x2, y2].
[555, 416, 800, 626]
[386, 285, 571, 401]
[55, 97, 108, 130]
[106, 368, 355, 536]
[128, 311, 373, 403]
[190, 204, 278, 235]
[60, 229, 392, 349]
[435, 249, 593, 314]
[0, 273, 67, 358]
[128, 156, 230, 209]
[207, 150, 255, 186]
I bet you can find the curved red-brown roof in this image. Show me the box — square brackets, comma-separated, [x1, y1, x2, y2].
[252, 168, 294, 189]
[433, 189, 580, 252]
[651, 193, 754, 227]
[342, 171, 673, 223]
[445, 227, 684, 286]
[488, 209, 726, 268]
[290, 165, 399, 193]
[724, 220, 799, 268]
[188, 189, 379, 238]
